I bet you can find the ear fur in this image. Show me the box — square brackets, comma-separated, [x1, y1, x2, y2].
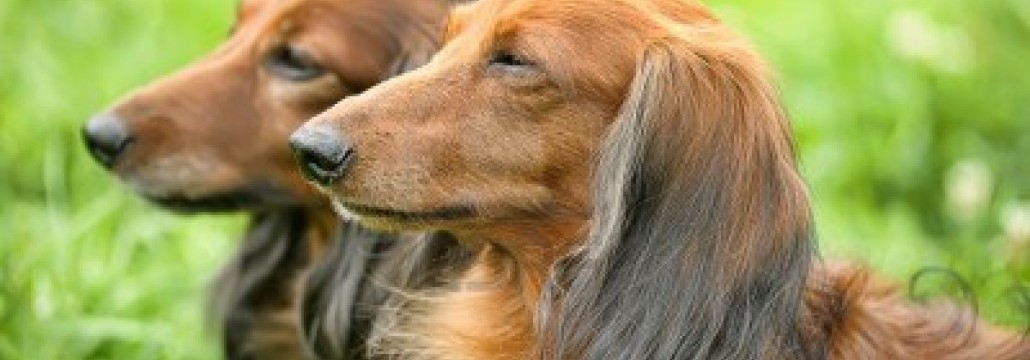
[299, 229, 466, 360]
[383, 0, 452, 77]
[539, 37, 817, 360]
[299, 223, 398, 359]
[211, 210, 310, 359]
[364, 232, 472, 358]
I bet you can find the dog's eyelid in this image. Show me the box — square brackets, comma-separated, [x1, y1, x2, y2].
[486, 49, 549, 83]
[265, 44, 327, 82]
[488, 49, 534, 68]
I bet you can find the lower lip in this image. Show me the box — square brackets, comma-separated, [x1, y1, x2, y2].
[336, 200, 474, 221]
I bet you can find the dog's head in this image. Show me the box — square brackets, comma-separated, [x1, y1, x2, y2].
[290, 0, 642, 230]
[290, 0, 754, 231]
[294, 0, 816, 358]
[84, 0, 448, 212]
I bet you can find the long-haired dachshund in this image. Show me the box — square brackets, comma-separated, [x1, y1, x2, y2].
[291, 0, 1030, 359]
[82, 0, 449, 358]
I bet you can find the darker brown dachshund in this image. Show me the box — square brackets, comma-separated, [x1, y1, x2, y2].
[83, 0, 450, 359]
[291, 0, 1030, 359]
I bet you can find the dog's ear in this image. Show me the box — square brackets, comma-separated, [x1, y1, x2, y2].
[385, 31, 439, 77]
[210, 210, 309, 360]
[299, 223, 387, 359]
[383, 0, 453, 77]
[300, 229, 466, 360]
[540, 38, 818, 360]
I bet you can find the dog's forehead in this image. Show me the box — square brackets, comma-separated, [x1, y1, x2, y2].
[236, 0, 295, 34]
[467, 0, 716, 36]
[442, 0, 631, 58]
[233, 0, 364, 46]
[241, 0, 368, 28]
[458, 0, 656, 46]
[449, 0, 647, 83]
[238, 0, 295, 22]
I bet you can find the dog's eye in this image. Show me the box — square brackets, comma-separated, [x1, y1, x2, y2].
[488, 50, 532, 68]
[266, 45, 325, 81]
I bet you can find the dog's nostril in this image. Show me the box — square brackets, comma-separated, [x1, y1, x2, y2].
[83, 112, 133, 168]
[288, 128, 354, 186]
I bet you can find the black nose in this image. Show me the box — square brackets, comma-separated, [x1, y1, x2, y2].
[289, 127, 354, 186]
[83, 112, 133, 168]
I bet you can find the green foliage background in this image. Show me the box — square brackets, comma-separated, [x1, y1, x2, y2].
[0, 0, 1027, 358]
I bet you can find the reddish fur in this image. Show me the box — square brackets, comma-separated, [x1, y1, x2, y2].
[810, 263, 1028, 359]
[94, 0, 448, 358]
[300, 0, 1029, 359]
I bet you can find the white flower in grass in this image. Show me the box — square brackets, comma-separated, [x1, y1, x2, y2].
[888, 10, 938, 61]
[945, 158, 993, 221]
[886, 9, 974, 74]
[1002, 203, 1030, 244]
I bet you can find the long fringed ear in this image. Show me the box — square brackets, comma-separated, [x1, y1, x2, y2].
[384, 32, 440, 77]
[299, 222, 392, 359]
[540, 38, 817, 360]
[210, 210, 309, 360]
[382, 0, 453, 77]
[299, 229, 465, 360]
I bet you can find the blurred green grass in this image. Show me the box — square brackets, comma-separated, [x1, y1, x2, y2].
[0, 1, 240, 359]
[0, 0, 1027, 359]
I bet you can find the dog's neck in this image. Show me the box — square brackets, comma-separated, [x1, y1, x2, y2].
[384, 216, 586, 360]
[214, 205, 342, 360]
[456, 217, 584, 280]
[289, 206, 342, 259]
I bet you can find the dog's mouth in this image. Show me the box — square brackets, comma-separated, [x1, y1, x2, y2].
[338, 201, 476, 222]
[143, 185, 297, 213]
[146, 193, 260, 213]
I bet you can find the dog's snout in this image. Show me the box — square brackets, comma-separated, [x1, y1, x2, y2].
[289, 127, 354, 186]
[83, 112, 133, 168]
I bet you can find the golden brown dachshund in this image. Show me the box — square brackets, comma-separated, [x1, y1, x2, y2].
[83, 0, 449, 358]
[291, 0, 1030, 359]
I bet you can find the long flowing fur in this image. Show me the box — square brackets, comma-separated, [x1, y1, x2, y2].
[533, 13, 1030, 360]
[304, 231, 472, 360]
[300, 224, 401, 359]
[810, 262, 1030, 359]
[539, 39, 816, 360]
[299, 1, 1030, 359]
[212, 209, 313, 359]
[364, 233, 483, 360]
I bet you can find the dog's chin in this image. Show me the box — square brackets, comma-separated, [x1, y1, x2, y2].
[331, 199, 476, 231]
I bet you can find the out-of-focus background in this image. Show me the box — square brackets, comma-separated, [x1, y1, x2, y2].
[0, 0, 1027, 358]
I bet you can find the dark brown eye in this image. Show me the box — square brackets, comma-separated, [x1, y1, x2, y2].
[265, 45, 325, 81]
[488, 50, 532, 68]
